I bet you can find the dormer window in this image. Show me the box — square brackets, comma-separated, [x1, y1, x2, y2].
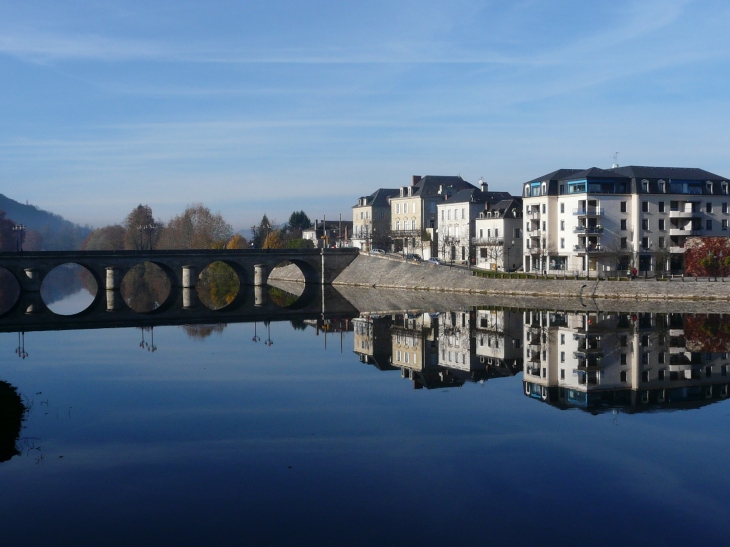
[707, 181, 713, 194]
[524, 186, 530, 197]
[541, 183, 547, 195]
[641, 179, 649, 193]
[658, 180, 666, 193]
[723, 182, 729, 195]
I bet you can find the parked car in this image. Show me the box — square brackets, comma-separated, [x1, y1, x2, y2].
[406, 253, 422, 262]
[370, 248, 386, 255]
[427, 257, 443, 265]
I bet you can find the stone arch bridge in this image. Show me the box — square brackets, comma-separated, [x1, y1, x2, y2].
[0, 248, 358, 293]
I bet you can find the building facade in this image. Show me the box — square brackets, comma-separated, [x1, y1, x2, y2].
[351, 188, 399, 251]
[521, 166, 730, 275]
[473, 198, 523, 272]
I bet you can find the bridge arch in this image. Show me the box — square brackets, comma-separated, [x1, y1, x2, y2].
[40, 262, 100, 316]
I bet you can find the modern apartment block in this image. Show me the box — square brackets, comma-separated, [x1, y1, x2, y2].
[473, 198, 523, 272]
[435, 181, 511, 264]
[351, 188, 399, 251]
[389, 175, 477, 259]
[521, 166, 730, 274]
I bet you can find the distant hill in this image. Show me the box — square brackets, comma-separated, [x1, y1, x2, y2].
[0, 193, 90, 250]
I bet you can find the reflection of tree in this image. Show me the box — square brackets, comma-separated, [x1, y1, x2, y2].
[684, 314, 730, 352]
[268, 286, 300, 307]
[197, 262, 240, 310]
[181, 324, 228, 340]
[41, 264, 96, 306]
[0, 381, 27, 463]
[121, 263, 171, 313]
[290, 319, 308, 331]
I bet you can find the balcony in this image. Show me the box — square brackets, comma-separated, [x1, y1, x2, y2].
[573, 244, 604, 254]
[472, 237, 504, 246]
[574, 350, 604, 359]
[669, 210, 696, 219]
[669, 228, 702, 236]
[669, 246, 686, 254]
[573, 208, 604, 216]
[573, 226, 604, 234]
[528, 247, 542, 255]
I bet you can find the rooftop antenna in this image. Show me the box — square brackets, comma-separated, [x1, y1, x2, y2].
[612, 152, 619, 169]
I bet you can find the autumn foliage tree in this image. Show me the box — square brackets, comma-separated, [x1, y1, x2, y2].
[158, 203, 233, 250]
[684, 237, 730, 277]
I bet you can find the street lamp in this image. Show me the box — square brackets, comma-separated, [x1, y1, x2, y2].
[137, 223, 158, 251]
[506, 239, 515, 273]
[12, 224, 25, 252]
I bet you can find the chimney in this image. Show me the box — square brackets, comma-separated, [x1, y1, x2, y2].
[412, 175, 421, 186]
[479, 178, 488, 192]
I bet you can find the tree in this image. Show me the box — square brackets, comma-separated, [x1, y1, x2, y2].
[251, 214, 274, 249]
[286, 237, 314, 249]
[262, 232, 285, 249]
[602, 233, 634, 278]
[225, 234, 249, 249]
[286, 211, 312, 237]
[0, 210, 16, 251]
[83, 225, 126, 251]
[685, 237, 730, 277]
[158, 203, 233, 250]
[123, 205, 161, 250]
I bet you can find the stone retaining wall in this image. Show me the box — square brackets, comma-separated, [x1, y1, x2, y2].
[332, 255, 730, 302]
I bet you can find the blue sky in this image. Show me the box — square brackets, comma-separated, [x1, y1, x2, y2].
[1, 0, 729, 230]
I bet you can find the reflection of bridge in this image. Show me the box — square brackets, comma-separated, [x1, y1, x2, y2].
[0, 285, 359, 333]
[0, 248, 358, 292]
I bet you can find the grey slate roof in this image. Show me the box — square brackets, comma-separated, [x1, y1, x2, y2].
[611, 166, 726, 181]
[444, 188, 512, 205]
[489, 198, 523, 216]
[527, 169, 583, 184]
[410, 175, 477, 197]
[353, 188, 399, 208]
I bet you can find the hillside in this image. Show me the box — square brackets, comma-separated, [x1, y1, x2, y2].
[0, 193, 90, 250]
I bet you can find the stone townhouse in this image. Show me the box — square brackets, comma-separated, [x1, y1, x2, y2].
[473, 197, 523, 272]
[351, 188, 399, 251]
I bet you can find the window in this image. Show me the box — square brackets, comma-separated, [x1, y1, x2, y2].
[642, 237, 649, 249]
[621, 335, 627, 347]
[396, 204, 400, 214]
[658, 369, 665, 380]
[642, 219, 649, 230]
[642, 354, 649, 365]
[621, 237, 627, 249]
[495, 229, 499, 238]
[411, 220, 416, 230]
[658, 352, 665, 364]
[560, 238, 565, 249]
[642, 180, 648, 192]
[560, 352, 565, 363]
[441, 210, 444, 220]
[542, 221, 546, 231]
[707, 202, 713, 213]
[447, 210, 451, 220]
[621, 353, 627, 364]
[620, 371, 627, 382]
[560, 185, 565, 195]
[670, 200, 679, 211]
[560, 203, 565, 213]
[620, 201, 627, 213]
[658, 201, 665, 212]
[707, 219, 713, 231]
[513, 228, 520, 239]
[723, 220, 728, 231]
[479, 229, 483, 238]
[642, 201, 649, 213]
[560, 369, 565, 379]
[658, 219, 665, 230]
[395, 221, 400, 230]
[642, 370, 649, 381]
[560, 220, 565, 231]
[542, 367, 546, 378]
[542, 204, 546, 214]
[461, 208, 465, 219]
[658, 237, 665, 248]
[360, 212, 364, 219]
[561, 334, 565, 344]
[724, 203, 728, 214]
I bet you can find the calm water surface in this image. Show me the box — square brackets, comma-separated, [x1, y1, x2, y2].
[1, 292, 730, 546]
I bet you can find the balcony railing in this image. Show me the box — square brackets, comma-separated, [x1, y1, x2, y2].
[472, 237, 504, 246]
[573, 208, 604, 216]
[573, 226, 604, 234]
[573, 245, 603, 253]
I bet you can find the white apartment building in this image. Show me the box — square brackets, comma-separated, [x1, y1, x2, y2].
[521, 166, 730, 275]
[351, 188, 399, 251]
[473, 198, 523, 272]
[435, 181, 512, 264]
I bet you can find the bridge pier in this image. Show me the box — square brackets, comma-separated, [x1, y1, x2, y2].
[106, 290, 125, 312]
[22, 268, 42, 292]
[182, 266, 198, 289]
[106, 267, 123, 290]
[254, 264, 268, 286]
[183, 287, 200, 309]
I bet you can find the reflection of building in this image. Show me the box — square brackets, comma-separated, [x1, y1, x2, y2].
[523, 310, 730, 412]
[474, 309, 523, 377]
[353, 315, 395, 370]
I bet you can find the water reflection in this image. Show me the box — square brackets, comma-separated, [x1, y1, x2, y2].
[0, 381, 27, 463]
[353, 309, 730, 411]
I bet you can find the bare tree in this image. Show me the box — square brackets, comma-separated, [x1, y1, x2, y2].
[602, 233, 634, 279]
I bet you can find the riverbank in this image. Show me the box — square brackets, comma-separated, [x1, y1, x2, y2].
[269, 254, 730, 302]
